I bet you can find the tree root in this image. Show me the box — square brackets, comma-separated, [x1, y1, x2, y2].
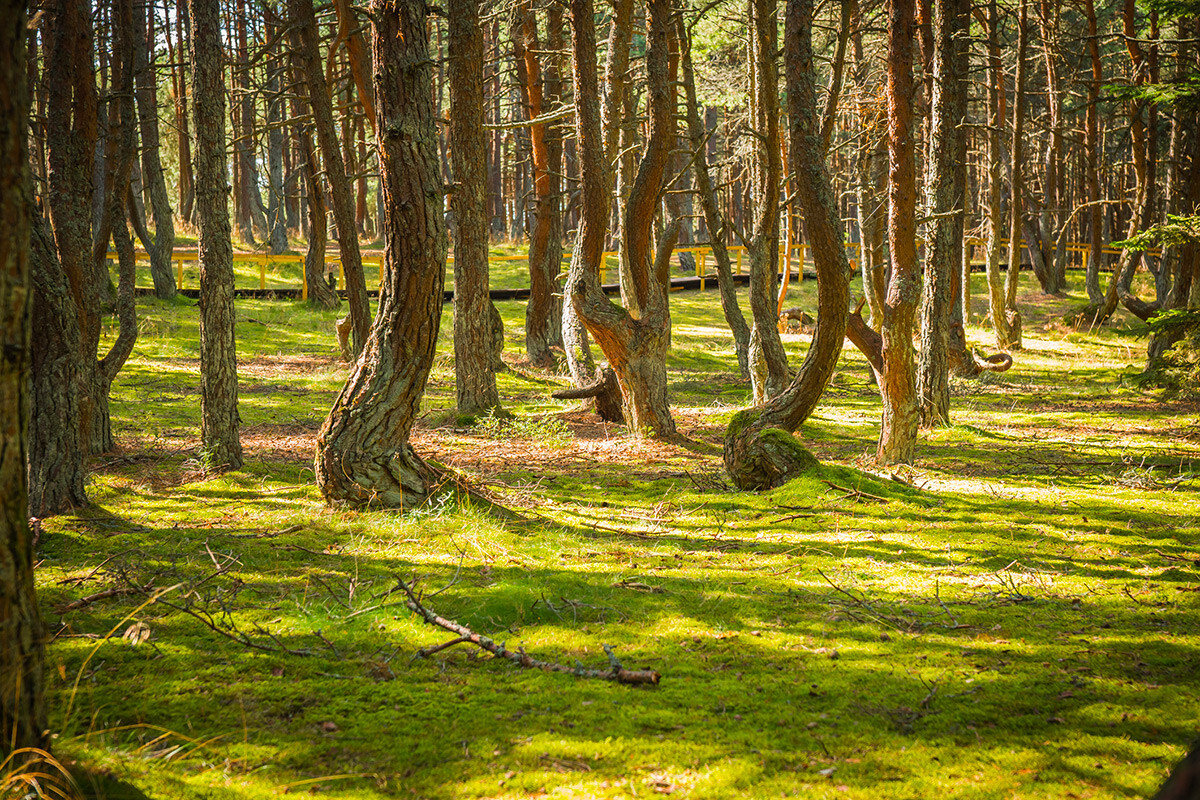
[399, 579, 660, 685]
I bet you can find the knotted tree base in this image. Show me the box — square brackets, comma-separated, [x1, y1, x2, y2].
[723, 410, 820, 491]
[316, 442, 445, 509]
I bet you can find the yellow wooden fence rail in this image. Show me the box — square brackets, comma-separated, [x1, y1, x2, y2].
[109, 237, 1161, 299]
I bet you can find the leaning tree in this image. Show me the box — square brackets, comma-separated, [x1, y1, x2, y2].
[722, 0, 851, 489]
[314, 0, 449, 507]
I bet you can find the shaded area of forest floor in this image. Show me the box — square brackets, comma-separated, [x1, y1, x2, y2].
[35, 275, 1200, 799]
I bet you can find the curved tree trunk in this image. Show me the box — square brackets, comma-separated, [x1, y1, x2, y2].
[746, 0, 789, 404]
[877, 0, 920, 465]
[724, 0, 851, 490]
[0, 0, 47, 756]
[315, 0, 447, 508]
[191, 0, 243, 471]
[133, 0, 176, 299]
[567, 0, 678, 439]
[289, 0, 370, 358]
[89, 0, 139, 456]
[449, 0, 499, 413]
[293, 109, 338, 311]
[678, 13, 750, 377]
[916, 0, 969, 427]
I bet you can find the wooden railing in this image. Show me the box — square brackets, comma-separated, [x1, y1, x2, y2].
[108, 237, 1161, 299]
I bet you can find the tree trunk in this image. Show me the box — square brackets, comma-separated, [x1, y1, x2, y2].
[852, 0, 887, 332]
[89, 0, 139, 456]
[315, 0, 448, 508]
[566, 0, 677, 439]
[678, 13, 750, 377]
[29, 214, 87, 517]
[1001, 0, 1028, 349]
[877, 0, 920, 465]
[265, 8, 289, 255]
[331, 0, 375, 133]
[288, 0, 370, 358]
[747, 0, 789, 404]
[984, 0, 1019, 349]
[134, 0, 176, 299]
[1083, 0, 1104, 304]
[449, 0, 499, 413]
[190, 0, 243, 471]
[290, 82, 339, 311]
[916, 0, 969, 428]
[516, 0, 565, 368]
[45, 0, 100, 454]
[0, 0, 47, 757]
[724, 0, 851, 490]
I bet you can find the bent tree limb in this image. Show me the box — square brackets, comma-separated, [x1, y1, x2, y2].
[551, 367, 624, 423]
[400, 579, 661, 686]
[723, 0, 850, 491]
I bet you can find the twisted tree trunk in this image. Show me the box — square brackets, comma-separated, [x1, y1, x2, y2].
[724, 0, 850, 489]
[315, 0, 448, 507]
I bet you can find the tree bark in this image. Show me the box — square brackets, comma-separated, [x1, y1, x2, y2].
[877, 0, 921, 465]
[45, 0, 100, 454]
[566, 0, 678, 439]
[290, 80, 339, 311]
[29, 212, 88, 518]
[265, 8, 289, 254]
[723, 0, 851, 490]
[851, 0, 886, 331]
[190, 0, 243, 471]
[315, 0, 448, 507]
[1083, 0, 1104, 304]
[916, 0, 969, 428]
[133, 0, 176, 299]
[1001, 0, 1028, 350]
[983, 0, 1019, 349]
[89, 0, 139, 455]
[746, 0, 789, 404]
[449, 0, 499, 413]
[0, 0, 47, 756]
[289, 0, 370, 358]
[678, 12, 750, 376]
[515, 1, 565, 368]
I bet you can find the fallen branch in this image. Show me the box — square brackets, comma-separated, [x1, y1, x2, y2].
[56, 585, 146, 614]
[398, 579, 660, 686]
[821, 479, 889, 503]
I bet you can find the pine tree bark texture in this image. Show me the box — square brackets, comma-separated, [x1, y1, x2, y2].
[746, 0, 789, 404]
[723, 0, 850, 490]
[190, 0, 243, 471]
[29, 214, 87, 517]
[567, 0, 678, 439]
[133, 0, 176, 299]
[516, 0, 565, 368]
[917, 0, 970, 428]
[983, 0, 1019, 350]
[449, 0, 499, 414]
[1000, 0, 1028, 349]
[89, 0, 139, 456]
[678, 14, 750, 377]
[877, 0, 920, 465]
[315, 0, 448, 508]
[288, 0, 370, 358]
[0, 0, 48, 755]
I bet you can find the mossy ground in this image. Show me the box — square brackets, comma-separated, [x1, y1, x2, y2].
[35, 265, 1200, 799]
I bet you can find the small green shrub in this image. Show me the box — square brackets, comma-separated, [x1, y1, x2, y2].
[1146, 308, 1200, 396]
[474, 410, 572, 443]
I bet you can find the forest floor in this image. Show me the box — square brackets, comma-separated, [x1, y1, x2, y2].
[32, 270, 1200, 799]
